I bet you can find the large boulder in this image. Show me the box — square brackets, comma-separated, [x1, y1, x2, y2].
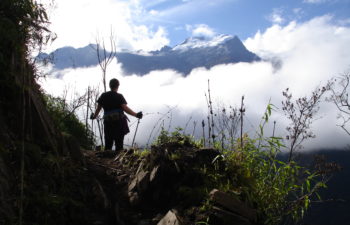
[157, 210, 183, 225]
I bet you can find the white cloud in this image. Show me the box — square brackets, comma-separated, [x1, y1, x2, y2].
[39, 15, 350, 150]
[40, 0, 170, 52]
[149, 10, 159, 16]
[268, 8, 285, 24]
[189, 24, 216, 38]
[293, 8, 304, 19]
[303, 0, 328, 3]
[145, 0, 237, 22]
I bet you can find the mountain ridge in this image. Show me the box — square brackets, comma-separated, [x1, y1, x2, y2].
[37, 35, 261, 76]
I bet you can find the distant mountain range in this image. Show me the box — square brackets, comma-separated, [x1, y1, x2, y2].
[37, 35, 261, 76]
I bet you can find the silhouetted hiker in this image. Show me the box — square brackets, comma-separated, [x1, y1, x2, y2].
[91, 78, 143, 150]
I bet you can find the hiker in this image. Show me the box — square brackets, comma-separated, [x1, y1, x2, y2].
[91, 78, 143, 150]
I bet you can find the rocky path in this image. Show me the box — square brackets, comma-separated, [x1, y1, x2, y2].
[83, 147, 260, 225]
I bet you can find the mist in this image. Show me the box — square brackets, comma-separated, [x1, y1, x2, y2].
[38, 16, 350, 150]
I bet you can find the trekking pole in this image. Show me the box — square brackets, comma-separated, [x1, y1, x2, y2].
[96, 117, 104, 149]
[131, 118, 140, 148]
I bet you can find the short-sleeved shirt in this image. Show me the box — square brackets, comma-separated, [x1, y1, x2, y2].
[97, 91, 127, 112]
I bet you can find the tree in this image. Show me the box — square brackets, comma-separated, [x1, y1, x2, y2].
[94, 30, 117, 92]
[282, 86, 328, 162]
[328, 71, 350, 135]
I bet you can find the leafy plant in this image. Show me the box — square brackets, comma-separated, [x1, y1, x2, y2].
[208, 105, 329, 224]
[43, 94, 94, 149]
[154, 127, 202, 148]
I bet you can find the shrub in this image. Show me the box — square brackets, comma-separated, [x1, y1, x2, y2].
[152, 106, 329, 224]
[43, 94, 94, 149]
[208, 105, 329, 224]
[154, 127, 202, 149]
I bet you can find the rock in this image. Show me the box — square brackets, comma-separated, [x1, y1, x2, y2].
[128, 191, 139, 206]
[150, 165, 160, 183]
[128, 169, 150, 193]
[135, 160, 145, 175]
[211, 206, 252, 225]
[128, 176, 138, 193]
[209, 189, 257, 222]
[116, 174, 128, 182]
[157, 210, 183, 225]
[137, 170, 150, 192]
[152, 213, 164, 223]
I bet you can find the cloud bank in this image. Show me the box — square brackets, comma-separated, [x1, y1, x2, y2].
[39, 15, 350, 150]
[40, 0, 170, 52]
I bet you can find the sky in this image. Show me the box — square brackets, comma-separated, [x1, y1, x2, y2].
[38, 0, 350, 150]
[40, 0, 350, 51]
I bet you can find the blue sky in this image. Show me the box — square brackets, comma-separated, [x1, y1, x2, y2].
[42, 0, 350, 51]
[136, 0, 350, 46]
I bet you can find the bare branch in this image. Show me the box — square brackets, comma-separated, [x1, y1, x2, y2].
[327, 70, 350, 135]
[94, 29, 117, 92]
[282, 86, 328, 162]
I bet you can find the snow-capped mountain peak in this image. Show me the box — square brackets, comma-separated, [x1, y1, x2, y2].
[173, 34, 234, 51]
[37, 35, 260, 76]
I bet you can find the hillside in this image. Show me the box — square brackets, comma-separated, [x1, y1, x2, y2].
[1, 1, 348, 225]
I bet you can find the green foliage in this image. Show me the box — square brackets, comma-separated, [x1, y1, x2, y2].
[133, 148, 151, 158]
[152, 105, 327, 225]
[0, 0, 52, 54]
[207, 105, 326, 224]
[216, 138, 318, 224]
[154, 127, 202, 148]
[43, 94, 94, 149]
[0, 0, 53, 78]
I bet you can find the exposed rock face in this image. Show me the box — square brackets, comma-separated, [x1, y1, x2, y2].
[209, 189, 257, 225]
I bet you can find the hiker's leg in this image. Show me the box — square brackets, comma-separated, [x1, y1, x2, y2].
[115, 134, 124, 151]
[104, 121, 113, 150]
[115, 121, 124, 151]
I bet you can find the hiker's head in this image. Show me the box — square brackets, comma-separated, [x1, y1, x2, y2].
[109, 78, 119, 90]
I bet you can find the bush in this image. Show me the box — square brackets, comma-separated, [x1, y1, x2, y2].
[152, 108, 328, 224]
[43, 94, 94, 149]
[206, 105, 328, 224]
[154, 127, 202, 149]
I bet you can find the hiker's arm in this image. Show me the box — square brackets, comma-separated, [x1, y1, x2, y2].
[121, 104, 137, 117]
[92, 104, 102, 119]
